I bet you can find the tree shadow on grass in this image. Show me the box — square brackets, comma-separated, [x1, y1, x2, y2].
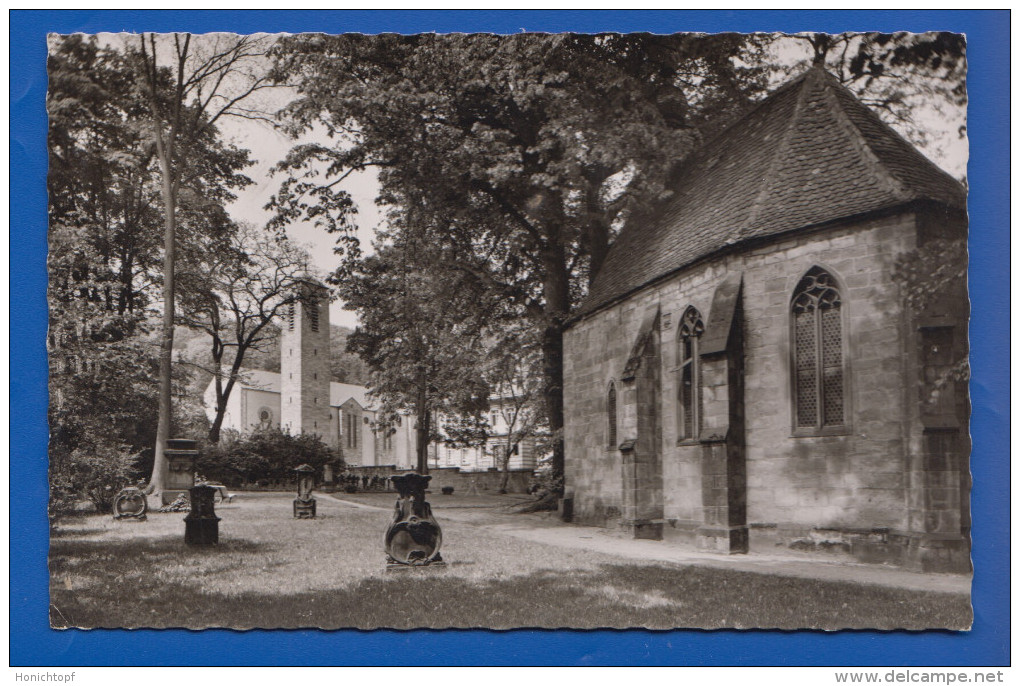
[50, 533, 275, 559]
[47, 557, 972, 631]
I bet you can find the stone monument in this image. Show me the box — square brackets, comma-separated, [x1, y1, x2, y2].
[293, 463, 317, 519]
[184, 484, 221, 545]
[163, 438, 198, 506]
[384, 472, 444, 568]
[113, 486, 147, 521]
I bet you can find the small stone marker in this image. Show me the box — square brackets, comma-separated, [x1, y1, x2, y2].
[113, 486, 147, 521]
[385, 472, 444, 568]
[184, 484, 220, 545]
[292, 463, 317, 519]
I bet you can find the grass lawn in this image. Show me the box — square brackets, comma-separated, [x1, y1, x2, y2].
[49, 492, 971, 630]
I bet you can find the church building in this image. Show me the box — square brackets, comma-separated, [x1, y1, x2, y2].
[204, 277, 419, 469]
[205, 277, 539, 475]
[562, 68, 969, 572]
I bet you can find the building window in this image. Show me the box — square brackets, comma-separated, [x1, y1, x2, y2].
[344, 413, 359, 449]
[309, 300, 319, 332]
[676, 306, 704, 441]
[792, 267, 846, 432]
[607, 381, 617, 449]
[288, 302, 295, 331]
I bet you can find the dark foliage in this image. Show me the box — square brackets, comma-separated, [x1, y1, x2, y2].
[196, 428, 341, 487]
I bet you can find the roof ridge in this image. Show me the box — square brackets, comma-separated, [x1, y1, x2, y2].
[573, 65, 965, 324]
[827, 74, 965, 203]
[818, 74, 913, 201]
[742, 68, 817, 235]
[684, 67, 817, 163]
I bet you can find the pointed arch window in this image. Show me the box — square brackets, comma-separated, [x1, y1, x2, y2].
[676, 306, 704, 442]
[607, 382, 617, 449]
[792, 267, 847, 433]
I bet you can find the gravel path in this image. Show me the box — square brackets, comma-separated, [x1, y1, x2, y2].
[327, 492, 972, 595]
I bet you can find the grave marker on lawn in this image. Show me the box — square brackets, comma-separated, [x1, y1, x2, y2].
[184, 484, 220, 545]
[385, 472, 445, 568]
[113, 486, 147, 521]
[293, 463, 317, 519]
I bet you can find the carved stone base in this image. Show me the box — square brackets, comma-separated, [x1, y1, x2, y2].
[626, 519, 663, 540]
[386, 552, 446, 571]
[113, 487, 147, 521]
[293, 497, 317, 519]
[697, 525, 749, 554]
[185, 518, 220, 545]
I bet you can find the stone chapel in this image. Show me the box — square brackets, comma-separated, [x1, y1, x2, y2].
[562, 67, 969, 572]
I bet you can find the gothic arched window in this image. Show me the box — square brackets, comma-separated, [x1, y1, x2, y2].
[792, 267, 847, 432]
[607, 381, 617, 449]
[676, 306, 704, 441]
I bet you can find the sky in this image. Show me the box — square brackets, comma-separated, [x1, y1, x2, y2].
[218, 116, 381, 329]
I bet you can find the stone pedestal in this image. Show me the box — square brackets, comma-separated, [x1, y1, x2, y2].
[385, 472, 444, 567]
[163, 438, 198, 506]
[184, 484, 220, 545]
[293, 498, 317, 518]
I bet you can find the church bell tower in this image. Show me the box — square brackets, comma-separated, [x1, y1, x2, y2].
[280, 278, 332, 442]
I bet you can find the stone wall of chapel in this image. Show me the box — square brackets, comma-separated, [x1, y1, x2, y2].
[564, 211, 919, 535]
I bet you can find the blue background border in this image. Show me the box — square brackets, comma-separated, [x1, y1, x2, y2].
[11, 10, 1009, 667]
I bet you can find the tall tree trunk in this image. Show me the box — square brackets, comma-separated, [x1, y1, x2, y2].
[208, 375, 239, 444]
[585, 172, 611, 286]
[415, 373, 430, 474]
[540, 236, 570, 482]
[149, 154, 176, 495]
[588, 220, 610, 288]
[499, 446, 511, 493]
[208, 413, 223, 444]
[208, 349, 225, 443]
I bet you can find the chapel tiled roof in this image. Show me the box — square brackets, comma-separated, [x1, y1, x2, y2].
[576, 67, 967, 319]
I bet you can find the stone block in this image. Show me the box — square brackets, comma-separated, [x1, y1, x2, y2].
[696, 525, 749, 554]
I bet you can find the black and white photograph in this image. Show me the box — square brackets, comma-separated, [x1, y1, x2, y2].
[46, 29, 972, 632]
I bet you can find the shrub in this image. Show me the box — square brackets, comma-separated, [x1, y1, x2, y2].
[50, 443, 141, 515]
[441, 486, 454, 495]
[528, 471, 563, 499]
[197, 428, 342, 486]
